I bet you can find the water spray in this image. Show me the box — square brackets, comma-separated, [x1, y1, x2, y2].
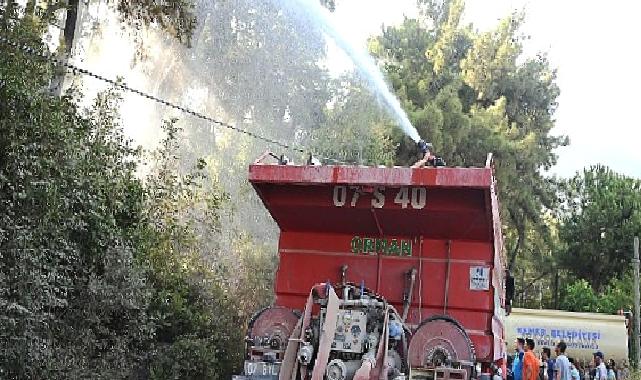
[283, 0, 422, 143]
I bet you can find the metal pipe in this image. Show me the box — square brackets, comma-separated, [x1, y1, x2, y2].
[402, 268, 417, 322]
[370, 208, 384, 237]
[340, 264, 348, 285]
[419, 236, 424, 321]
[338, 299, 385, 307]
[444, 240, 452, 314]
[634, 236, 640, 368]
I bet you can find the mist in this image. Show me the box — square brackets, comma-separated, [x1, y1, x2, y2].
[281, 0, 421, 142]
[69, 0, 407, 255]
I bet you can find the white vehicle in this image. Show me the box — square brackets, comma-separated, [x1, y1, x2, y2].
[505, 308, 629, 365]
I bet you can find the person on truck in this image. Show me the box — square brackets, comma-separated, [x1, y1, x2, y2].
[555, 341, 571, 380]
[513, 338, 526, 380]
[523, 339, 541, 380]
[593, 352, 607, 380]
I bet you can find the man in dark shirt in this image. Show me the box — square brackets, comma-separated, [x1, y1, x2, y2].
[543, 347, 556, 380]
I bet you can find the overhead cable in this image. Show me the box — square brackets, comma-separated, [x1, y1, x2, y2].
[0, 34, 346, 165]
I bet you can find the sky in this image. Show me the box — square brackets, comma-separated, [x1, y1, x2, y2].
[326, 0, 641, 178]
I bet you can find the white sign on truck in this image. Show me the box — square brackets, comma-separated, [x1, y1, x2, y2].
[504, 308, 628, 364]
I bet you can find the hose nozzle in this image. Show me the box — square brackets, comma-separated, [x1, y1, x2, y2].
[413, 139, 446, 168]
[417, 139, 432, 155]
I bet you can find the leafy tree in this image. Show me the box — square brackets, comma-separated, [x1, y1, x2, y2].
[136, 0, 335, 159]
[99, 0, 340, 252]
[560, 277, 634, 314]
[560, 279, 600, 313]
[140, 122, 243, 379]
[599, 275, 634, 314]
[18, 0, 196, 45]
[557, 165, 641, 292]
[364, 0, 567, 268]
[510, 215, 561, 309]
[0, 10, 246, 379]
[116, 0, 196, 45]
[305, 75, 398, 165]
[0, 18, 152, 378]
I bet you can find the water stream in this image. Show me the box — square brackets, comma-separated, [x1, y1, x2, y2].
[283, 0, 421, 142]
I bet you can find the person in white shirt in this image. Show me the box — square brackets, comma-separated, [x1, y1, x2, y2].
[555, 341, 572, 380]
[593, 352, 607, 380]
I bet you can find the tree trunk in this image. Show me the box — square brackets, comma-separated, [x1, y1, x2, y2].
[553, 271, 559, 309]
[508, 227, 525, 272]
[63, 0, 79, 54]
[50, 0, 80, 96]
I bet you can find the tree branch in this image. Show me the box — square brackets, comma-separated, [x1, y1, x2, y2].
[516, 271, 550, 298]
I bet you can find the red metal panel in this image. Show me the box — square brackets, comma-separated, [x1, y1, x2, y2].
[445, 263, 494, 310]
[423, 240, 493, 261]
[375, 255, 421, 301]
[253, 183, 490, 240]
[276, 234, 494, 310]
[471, 335, 494, 362]
[275, 249, 379, 296]
[249, 164, 492, 188]
[250, 163, 505, 365]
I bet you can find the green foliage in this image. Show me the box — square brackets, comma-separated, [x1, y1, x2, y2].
[139, 122, 243, 379]
[561, 277, 634, 314]
[306, 76, 398, 165]
[599, 275, 634, 314]
[6, 1, 196, 47]
[560, 279, 599, 312]
[117, 0, 197, 45]
[228, 235, 278, 321]
[328, 0, 568, 270]
[0, 19, 152, 378]
[557, 165, 641, 291]
[0, 11, 247, 379]
[509, 215, 561, 309]
[149, 337, 221, 379]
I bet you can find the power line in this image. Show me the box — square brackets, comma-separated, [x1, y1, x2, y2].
[0, 34, 346, 165]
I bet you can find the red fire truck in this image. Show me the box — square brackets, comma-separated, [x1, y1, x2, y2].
[234, 152, 509, 380]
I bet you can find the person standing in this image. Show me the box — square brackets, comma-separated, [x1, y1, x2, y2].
[542, 347, 556, 380]
[588, 363, 596, 380]
[513, 338, 526, 380]
[606, 360, 616, 380]
[523, 339, 541, 380]
[555, 341, 571, 380]
[593, 352, 607, 380]
[569, 358, 581, 380]
[619, 362, 629, 380]
[508, 355, 515, 380]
